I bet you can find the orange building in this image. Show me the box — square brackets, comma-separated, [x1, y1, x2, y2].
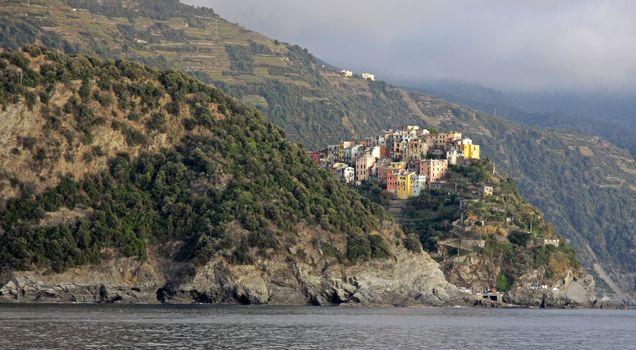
[432, 131, 462, 149]
[386, 171, 398, 192]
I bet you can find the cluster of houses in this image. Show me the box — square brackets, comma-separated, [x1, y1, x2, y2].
[309, 126, 481, 199]
[339, 69, 375, 81]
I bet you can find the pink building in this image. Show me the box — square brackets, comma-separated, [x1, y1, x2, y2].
[386, 172, 398, 192]
[420, 159, 448, 184]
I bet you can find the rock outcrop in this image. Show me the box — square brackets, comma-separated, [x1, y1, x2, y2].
[507, 270, 598, 308]
[0, 248, 473, 307]
[444, 252, 598, 308]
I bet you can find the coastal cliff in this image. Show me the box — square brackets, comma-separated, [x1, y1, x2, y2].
[0, 48, 470, 307]
[0, 48, 597, 308]
[1, 225, 470, 306]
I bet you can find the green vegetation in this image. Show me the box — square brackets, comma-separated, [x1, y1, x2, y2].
[371, 160, 583, 288]
[496, 271, 513, 293]
[66, 0, 217, 20]
[0, 48, 392, 272]
[508, 231, 530, 247]
[0, 0, 634, 295]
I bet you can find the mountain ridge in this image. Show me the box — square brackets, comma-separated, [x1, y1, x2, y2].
[0, 0, 633, 302]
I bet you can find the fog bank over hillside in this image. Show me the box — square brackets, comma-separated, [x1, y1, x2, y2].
[185, 0, 636, 94]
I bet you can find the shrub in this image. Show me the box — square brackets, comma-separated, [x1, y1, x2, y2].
[369, 234, 390, 259]
[346, 235, 372, 262]
[146, 112, 167, 132]
[404, 233, 422, 253]
[509, 230, 530, 247]
[19, 136, 37, 151]
[496, 271, 513, 292]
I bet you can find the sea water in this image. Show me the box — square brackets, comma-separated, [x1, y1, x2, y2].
[0, 304, 634, 349]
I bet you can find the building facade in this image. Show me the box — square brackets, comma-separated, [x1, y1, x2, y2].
[411, 174, 427, 197]
[420, 159, 449, 184]
[397, 171, 416, 199]
[355, 155, 376, 182]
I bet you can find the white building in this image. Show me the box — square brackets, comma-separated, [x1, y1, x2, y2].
[543, 239, 560, 247]
[411, 175, 427, 197]
[446, 148, 459, 165]
[361, 72, 375, 81]
[342, 140, 356, 148]
[370, 145, 382, 159]
[350, 144, 364, 161]
[343, 167, 355, 184]
[340, 69, 353, 78]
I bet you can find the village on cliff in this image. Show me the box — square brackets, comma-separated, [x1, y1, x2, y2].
[309, 126, 482, 199]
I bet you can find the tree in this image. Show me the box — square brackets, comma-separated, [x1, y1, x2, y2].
[509, 231, 530, 247]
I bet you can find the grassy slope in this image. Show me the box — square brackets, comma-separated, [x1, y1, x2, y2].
[0, 0, 634, 298]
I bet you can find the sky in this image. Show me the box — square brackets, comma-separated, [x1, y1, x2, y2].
[183, 0, 636, 94]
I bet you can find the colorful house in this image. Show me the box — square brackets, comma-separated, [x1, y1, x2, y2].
[419, 159, 449, 184]
[433, 131, 463, 149]
[308, 151, 321, 165]
[377, 161, 407, 185]
[397, 171, 416, 199]
[461, 138, 480, 160]
[386, 171, 398, 193]
[405, 139, 429, 161]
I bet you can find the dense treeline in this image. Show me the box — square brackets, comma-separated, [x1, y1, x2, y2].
[0, 47, 391, 272]
[0, 15, 71, 52]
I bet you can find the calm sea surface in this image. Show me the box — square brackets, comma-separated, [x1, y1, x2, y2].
[0, 304, 634, 349]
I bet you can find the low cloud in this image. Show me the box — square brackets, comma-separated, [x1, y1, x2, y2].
[184, 0, 636, 93]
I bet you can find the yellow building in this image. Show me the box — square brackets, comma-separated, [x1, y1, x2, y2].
[396, 171, 416, 199]
[462, 144, 480, 160]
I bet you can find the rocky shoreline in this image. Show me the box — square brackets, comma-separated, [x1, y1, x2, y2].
[0, 249, 477, 307]
[0, 253, 605, 308]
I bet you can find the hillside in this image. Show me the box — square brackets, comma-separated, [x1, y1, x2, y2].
[412, 82, 636, 157]
[0, 47, 470, 305]
[0, 0, 633, 301]
[396, 160, 595, 307]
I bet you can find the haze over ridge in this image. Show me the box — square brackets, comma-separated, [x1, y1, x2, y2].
[185, 0, 636, 94]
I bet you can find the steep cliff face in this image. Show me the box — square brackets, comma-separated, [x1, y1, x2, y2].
[0, 48, 473, 306]
[444, 253, 597, 307]
[1, 225, 469, 306]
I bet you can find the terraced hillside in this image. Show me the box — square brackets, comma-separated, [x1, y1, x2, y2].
[399, 160, 594, 306]
[0, 0, 634, 300]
